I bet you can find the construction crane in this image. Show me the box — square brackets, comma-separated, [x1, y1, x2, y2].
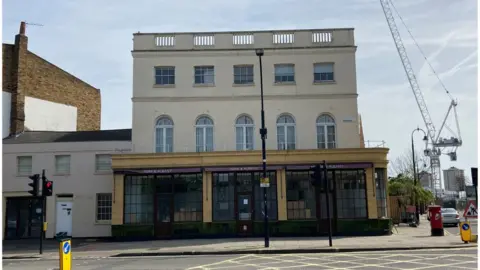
[379, 0, 463, 197]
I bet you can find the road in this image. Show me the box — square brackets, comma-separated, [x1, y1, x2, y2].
[444, 218, 478, 237]
[3, 247, 477, 270]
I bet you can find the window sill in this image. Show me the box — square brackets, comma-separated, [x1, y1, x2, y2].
[53, 173, 71, 176]
[313, 80, 336, 85]
[94, 221, 112, 225]
[94, 171, 113, 175]
[232, 83, 255, 87]
[16, 174, 31, 177]
[274, 82, 296, 86]
[193, 83, 215, 88]
[153, 84, 175, 88]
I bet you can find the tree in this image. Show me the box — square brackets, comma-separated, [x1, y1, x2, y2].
[388, 174, 435, 208]
[388, 148, 430, 178]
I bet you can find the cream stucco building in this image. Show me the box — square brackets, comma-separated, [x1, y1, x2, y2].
[111, 28, 391, 239]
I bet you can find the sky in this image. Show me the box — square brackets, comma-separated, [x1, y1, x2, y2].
[3, 0, 478, 184]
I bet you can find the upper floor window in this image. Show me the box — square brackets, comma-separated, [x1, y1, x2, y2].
[195, 116, 214, 152]
[233, 65, 254, 85]
[274, 64, 295, 83]
[316, 114, 336, 149]
[276, 114, 296, 150]
[235, 115, 254, 150]
[17, 156, 32, 176]
[314, 63, 334, 82]
[194, 66, 215, 85]
[55, 155, 71, 175]
[95, 154, 112, 172]
[155, 66, 175, 85]
[155, 116, 174, 153]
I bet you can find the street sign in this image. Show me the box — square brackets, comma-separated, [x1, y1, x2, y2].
[463, 200, 478, 218]
[460, 221, 472, 243]
[59, 239, 71, 270]
[260, 177, 270, 188]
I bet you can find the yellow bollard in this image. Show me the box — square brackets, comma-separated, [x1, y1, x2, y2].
[460, 221, 472, 243]
[59, 239, 71, 270]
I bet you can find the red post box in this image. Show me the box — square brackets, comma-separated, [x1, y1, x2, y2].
[427, 205, 444, 236]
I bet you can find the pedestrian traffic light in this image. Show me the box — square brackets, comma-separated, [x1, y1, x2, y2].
[28, 174, 40, 197]
[472, 167, 478, 187]
[310, 165, 323, 186]
[43, 180, 53, 196]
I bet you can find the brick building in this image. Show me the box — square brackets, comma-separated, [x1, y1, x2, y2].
[2, 22, 101, 138]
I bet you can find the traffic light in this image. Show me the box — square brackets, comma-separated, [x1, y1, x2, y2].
[43, 180, 53, 196]
[310, 165, 323, 186]
[472, 167, 478, 187]
[28, 174, 40, 197]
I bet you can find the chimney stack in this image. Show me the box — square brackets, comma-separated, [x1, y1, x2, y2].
[19, 21, 26, 35]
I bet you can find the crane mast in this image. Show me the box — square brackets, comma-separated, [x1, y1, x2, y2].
[379, 0, 462, 197]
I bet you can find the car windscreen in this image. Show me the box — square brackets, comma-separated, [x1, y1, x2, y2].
[443, 208, 457, 213]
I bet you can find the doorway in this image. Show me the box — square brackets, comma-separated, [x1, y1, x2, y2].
[237, 193, 253, 235]
[316, 171, 337, 234]
[154, 193, 173, 238]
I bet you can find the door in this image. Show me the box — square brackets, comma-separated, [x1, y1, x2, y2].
[55, 201, 73, 237]
[316, 171, 336, 234]
[154, 193, 172, 238]
[237, 193, 253, 235]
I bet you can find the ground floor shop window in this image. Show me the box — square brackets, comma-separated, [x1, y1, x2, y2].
[212, 171, 278, 221]
[212, 173, 235, 221]
[174, 174, 203, 222]
[375, 168, 387, 218]
[253, 171, 277, 220]
[286, 171, 317, 220]
[124, 175, 154, 224]
[335, 170, 367, 219]
[4, 197, 43, 239]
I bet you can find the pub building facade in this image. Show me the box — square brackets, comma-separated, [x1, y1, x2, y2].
[110, 148, 390, 239]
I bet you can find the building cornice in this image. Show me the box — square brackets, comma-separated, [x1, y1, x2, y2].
[131, 93, 358, 102]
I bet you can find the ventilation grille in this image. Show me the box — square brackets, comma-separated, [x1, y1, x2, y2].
[273, 33, 294, 44]
[155, 36, 175, 47]
[194, 35, 215, 46]
[312, 32, 333, 43]
[233, 34, 254, 45]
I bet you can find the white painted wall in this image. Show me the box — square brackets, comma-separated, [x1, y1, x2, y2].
[3, 91, 12, 138]
[131, 46, 360, 153]
[24, 96, 77, 131]
[3, 140, 132, 238]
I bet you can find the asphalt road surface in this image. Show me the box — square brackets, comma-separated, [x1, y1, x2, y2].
[444, 218, 478, 237]
[3, 247, 477, 270]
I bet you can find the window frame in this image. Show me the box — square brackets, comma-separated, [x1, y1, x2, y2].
[286, 170, 317, 220]
[154, 66, 176, 86]
[17, 156, 33, 176]
[54, 155, 71, 175]
[95, 154, 112, 173]
[313, 63, 335, 83]
[316, 114, 337, 149]
[274, 64, 295, 83]
[375, 169, 388, 218]
[276, 114, 296, 150]
[173, 174, 203, 222]
[235, 115, 255, 151]
[155, 116, 174, 153]
[335, 170, 368, 219]
[96, 193, 112, 223]
[124, 175, 155, 225]
[195, 116, 214, 152]
[194, 66, 215, 85]
[233, 65, 254, 85]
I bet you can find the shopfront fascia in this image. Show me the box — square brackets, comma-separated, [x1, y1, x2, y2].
[111, 148, 390, 239]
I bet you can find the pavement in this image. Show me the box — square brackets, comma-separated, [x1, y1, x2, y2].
[3, 247, 478, 269]
[2, 216, 477, 261]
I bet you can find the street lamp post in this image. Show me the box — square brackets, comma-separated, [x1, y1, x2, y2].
[411, 127, 428, 224]
[256, 48, 269, 248]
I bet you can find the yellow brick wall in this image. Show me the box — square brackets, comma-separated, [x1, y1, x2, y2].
[203, 171, 213, 222]
[366, 167, 378, 219]
[112, 174, 124, 225]
[277, 169, 287, 221]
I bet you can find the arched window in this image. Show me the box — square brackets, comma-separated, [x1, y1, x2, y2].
[155, 116, 174, 153]
[235, 115, 254, 150]
[316, 114, 336, 149]
[195, 116, 214, 152]
[276, 114, 296, 150]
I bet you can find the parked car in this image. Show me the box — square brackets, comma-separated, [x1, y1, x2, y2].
[441, 208, 460, 227]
